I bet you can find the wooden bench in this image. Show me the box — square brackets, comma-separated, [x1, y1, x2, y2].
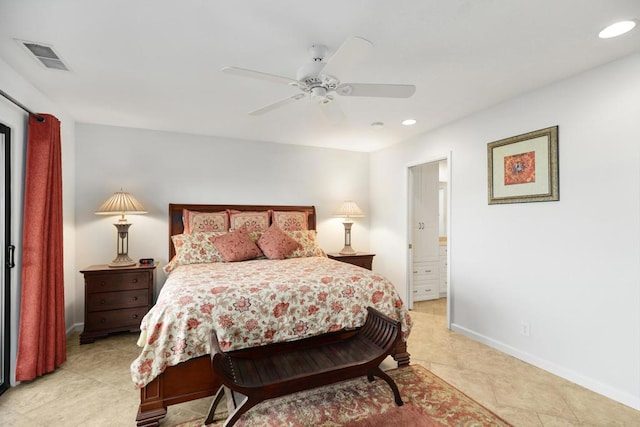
[204, 307, 404, 427]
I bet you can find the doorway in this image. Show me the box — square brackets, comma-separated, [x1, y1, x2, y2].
[407, 156, 450, 328]
[1, 123, 11, 395]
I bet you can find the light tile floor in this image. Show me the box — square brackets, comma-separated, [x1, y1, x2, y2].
[410, 298, 640, 426]
[0, 299, 638, 426]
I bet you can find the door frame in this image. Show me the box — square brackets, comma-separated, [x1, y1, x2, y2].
[405, 152, 452, 329]
[0, 123, 11, 395]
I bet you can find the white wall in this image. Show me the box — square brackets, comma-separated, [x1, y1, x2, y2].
[370, 53, 640, 409]
[0, 58, 76, 385]
[74, 123, 370, 323]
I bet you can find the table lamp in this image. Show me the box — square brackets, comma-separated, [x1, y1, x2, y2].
[334, 201, 364, 255]
[95, 189, 147, 267]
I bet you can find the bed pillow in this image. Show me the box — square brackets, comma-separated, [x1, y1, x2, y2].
[257, 224, 303, 260]
[271, 210, 309, 231]
[228, 210, 270, 232]
[213, 226, 263, 262]
[164, 231, 227, 273]
[285, 230, 326, 258]
[183, 209, 229, 233]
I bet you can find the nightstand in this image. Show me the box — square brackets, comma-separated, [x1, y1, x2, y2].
[327, 253, 375, 271]
[79, 263, 156, 344]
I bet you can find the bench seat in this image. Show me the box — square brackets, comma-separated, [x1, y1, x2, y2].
[205, 306, 404, 427]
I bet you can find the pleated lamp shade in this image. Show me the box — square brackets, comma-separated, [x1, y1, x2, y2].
[334, 201, 365, 219]
[95, 190, 147, 222]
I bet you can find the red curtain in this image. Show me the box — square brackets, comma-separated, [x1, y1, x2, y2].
[15, 114, 66, 381]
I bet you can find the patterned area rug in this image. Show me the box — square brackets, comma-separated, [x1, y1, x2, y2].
[174, 364, 512, 426]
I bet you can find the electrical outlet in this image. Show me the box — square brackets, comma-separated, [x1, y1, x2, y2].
[520, 321, 531, 337]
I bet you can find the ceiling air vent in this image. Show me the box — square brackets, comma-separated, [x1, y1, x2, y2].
[18, 40, 69, 71]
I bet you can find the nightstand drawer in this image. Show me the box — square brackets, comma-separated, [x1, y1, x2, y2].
[86, 271, 149, 293]
[85, 307, 147, 331]
[86, 289, 148, 312]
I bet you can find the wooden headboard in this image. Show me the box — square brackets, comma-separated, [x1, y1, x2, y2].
[168, 204, 317, 259]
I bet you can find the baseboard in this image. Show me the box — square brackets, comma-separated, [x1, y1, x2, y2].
[450, 323, 640, 411]
[66, 322, 83, 336]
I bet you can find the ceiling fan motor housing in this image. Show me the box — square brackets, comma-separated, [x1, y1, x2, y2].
[310, 86, 331, 104]
[296, 61, 325, 81]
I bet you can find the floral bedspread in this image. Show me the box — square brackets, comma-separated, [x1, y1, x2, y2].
[130, 256, 412, 388]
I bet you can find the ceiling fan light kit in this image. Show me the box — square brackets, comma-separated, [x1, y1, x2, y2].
[222, 36, 416, 120]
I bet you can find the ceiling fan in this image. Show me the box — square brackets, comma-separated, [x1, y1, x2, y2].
[221, 37, 416, 122]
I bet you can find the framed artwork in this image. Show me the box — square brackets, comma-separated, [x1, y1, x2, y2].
[487, 126, 559, 205]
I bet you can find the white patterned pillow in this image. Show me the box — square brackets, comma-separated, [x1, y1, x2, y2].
[164, 231, 227, 273]
[285, 230, 325, 258]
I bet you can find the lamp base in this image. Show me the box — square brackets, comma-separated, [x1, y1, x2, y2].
[109, 222, 136, 267]
[339, 246, 357, 255]
[340, 221, 356, 255]
[109, 254, 136, 268]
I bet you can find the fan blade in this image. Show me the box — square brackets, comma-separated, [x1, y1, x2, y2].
[319, 99, 346, 124]
[336, 83, 416, 98]
[222, 66, 299, 86]
[320, 37, 373, 78]
[249, 93, 305, 115]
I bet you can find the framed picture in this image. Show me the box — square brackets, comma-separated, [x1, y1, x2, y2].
[487, 126, 559, 204]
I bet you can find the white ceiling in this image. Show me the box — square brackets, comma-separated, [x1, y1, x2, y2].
[1, 1, 639, 152]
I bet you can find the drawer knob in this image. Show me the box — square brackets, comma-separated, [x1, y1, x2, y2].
[100, 299, 106, 305]
[132, 296, 138, 301]
[132, 279, 138, 283]
[133, 314, 138, 319]
[100, 318, 106, 324]
[413, 290, 418, 293]
[425, 269, 431, 273]
[413, 270, 418, 274]
[100, 281, 106, 286]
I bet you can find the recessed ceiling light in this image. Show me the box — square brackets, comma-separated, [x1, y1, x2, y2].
[402, 119, 417, 126]
[598, 20, 637, 39]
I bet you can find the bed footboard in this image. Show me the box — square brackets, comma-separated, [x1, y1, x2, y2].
[393, 339, 410, 366]
[136, 356, 221, 427]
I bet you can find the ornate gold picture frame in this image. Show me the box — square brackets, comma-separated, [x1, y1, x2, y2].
[487, 126, 559, 205]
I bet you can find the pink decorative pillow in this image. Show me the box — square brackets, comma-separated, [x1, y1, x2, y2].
[272, 211, 309, 231]
[286, 230, 326, 258]
[164, 231, 227, 273]
[228, 210, 270, 232]
[257, 225, 303, 260]
[213, 226, 263, 262]
[183, 210, 229, 233]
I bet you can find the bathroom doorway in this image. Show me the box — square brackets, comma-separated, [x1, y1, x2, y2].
[407, 155, 450, 328]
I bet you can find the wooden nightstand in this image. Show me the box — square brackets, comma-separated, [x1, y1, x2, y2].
[327, 253, 375, 271]
[79, 263, 156, 344]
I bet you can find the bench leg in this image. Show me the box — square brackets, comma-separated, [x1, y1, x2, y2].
[369, 367, 404, 406]
[223, 395, 261, 427]
[204, 386, 227, 425]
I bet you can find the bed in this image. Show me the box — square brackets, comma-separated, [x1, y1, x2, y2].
[133, 204, 412, 427]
